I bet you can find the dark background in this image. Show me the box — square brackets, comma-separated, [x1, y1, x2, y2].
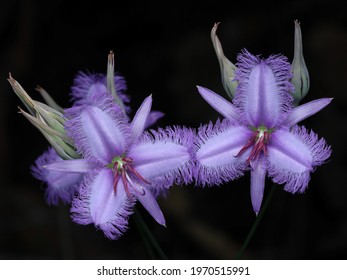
[1, 0, 346, 259]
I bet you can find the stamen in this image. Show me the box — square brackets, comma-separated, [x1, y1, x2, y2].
[126, 173, 146, 196]
[110, 156, 149, 197]
[235, 128, 271, 163]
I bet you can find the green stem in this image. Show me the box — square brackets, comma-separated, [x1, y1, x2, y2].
[133, 207, 168, 260]
[236, 184, 276, 259]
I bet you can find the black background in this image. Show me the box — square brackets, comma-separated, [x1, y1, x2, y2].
[1, 0, 346, 259]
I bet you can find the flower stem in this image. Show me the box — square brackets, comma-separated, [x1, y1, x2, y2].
[236, 184, 276, 259]
[133, 207, 168, 260]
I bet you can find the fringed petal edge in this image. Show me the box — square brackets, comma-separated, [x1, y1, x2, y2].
[65, 90, 131, 164]
[138, 125, 196, 187]
[70, 169, 136, 240]
[267, 125, 331, 193]
[194, 118, 249, 186]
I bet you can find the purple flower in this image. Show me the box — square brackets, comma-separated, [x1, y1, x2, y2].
[195, 50, 332, 214]
[44, 90, 194, 239]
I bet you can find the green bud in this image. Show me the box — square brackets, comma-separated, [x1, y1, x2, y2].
[9, 75, 80, 160]
[35, 86, 64, 113]
[107, 51, 125, 112]
[19, 108, 80, 160]
[211, 22, 237, 99]
[33, 102, 67, 137]
[8, 73, 36, 115]
[291, 20, 310, 105]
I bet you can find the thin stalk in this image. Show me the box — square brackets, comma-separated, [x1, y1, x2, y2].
[236, 184, 276, 259]
[133, 207, 168, 260]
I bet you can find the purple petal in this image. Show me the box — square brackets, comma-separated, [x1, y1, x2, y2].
[32, 148, 82, 205]
[195, 119, 251, 186]
[71, 168, 135, 240]
[70, 71, 130, 112]
[196, 86, 241, 122]
[267, 126, 331, 193]
[284, 98, 333, 127]
[131, 95, 152, 142]
[128, 126, 194, 187]
[65, 91, 130, 165]
[145, 111, 164, 128]
[134, 186, 166, 226]
[234, 50, 294, 128]
[250, 157, 266, 215]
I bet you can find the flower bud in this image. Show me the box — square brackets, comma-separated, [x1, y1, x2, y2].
[107, 51, 126, 112]
[8, 74, 80, 160]
[8, 73, 36, 115]
[211, 23, 238, 99]
[291, 20, 310, 105]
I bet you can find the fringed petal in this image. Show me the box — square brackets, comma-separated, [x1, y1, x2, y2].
[31, 148, 83, 205]
[267, 126, 331, 193]
[130, 95, 152, 142]
[196, 85, 241, 122]
[128, 126, 195, 187]
[234, 49, 294, 128]
[250, 157, 266, 215]
[65, 91, 131, 165]
[195, 119, 251, 186]
[71, 168, 135, 240]
[70, 71, 130, 112]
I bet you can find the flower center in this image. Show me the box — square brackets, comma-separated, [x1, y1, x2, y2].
[236, 126, 272, 163]
[107, 156, 149, 197]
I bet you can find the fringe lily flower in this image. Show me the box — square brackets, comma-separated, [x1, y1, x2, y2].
[195, 50, 332, 214]
[44, 90, 193, 239]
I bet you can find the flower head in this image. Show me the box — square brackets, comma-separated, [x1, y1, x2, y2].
[44, 90, 194, 239]
[195, 49, 331, 214]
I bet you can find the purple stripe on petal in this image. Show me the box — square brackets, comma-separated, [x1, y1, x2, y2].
[195, 119, 251, 186]
[196, 85, 241, 122]
[71, 168, 135, 240]
[66, 91, 131, 164]
[234, 50, 294, 128]
[267, 126, 331, 193]
[284, 98, 333, 127]
[44, 159, 97, 173]
[250, 157, 266, 215]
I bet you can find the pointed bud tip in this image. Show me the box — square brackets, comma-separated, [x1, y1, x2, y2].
[212, 22, 220, 33]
